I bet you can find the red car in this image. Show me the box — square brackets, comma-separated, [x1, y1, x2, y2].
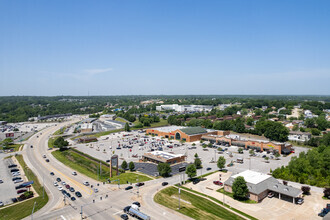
[17, 189, 27, 194]
[65, 184, 70, 189]
[213, 181, 223, 186]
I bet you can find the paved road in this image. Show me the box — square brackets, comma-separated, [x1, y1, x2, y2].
[19, 120, 191, 220]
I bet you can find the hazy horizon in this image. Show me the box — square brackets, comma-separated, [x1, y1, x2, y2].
[1, 1, 330, 96]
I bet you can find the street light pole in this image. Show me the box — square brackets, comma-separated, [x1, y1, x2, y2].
[42, 173, 44, 199]
[178, 187, 181, 210]
[31, 201, 36, 220]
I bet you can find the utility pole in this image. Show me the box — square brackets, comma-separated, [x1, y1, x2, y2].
[100, 161, 101, 180]
[31, 201, 36, 220]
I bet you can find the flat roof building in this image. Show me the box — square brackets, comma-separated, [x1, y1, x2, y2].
[146, 126, 221, 142]
[142, 151, 186, 165]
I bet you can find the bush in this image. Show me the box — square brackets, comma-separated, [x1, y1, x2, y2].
[128, 161, 135, 171]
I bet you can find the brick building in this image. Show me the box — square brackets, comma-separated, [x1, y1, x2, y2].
[142, 151, 186, 164]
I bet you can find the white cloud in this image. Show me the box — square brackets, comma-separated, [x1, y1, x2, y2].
[84, 68, 113, 75]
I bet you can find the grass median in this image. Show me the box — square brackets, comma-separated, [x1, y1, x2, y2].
[0, 155, 49, 220]
[217, 188, 258, 204]
[154, 186, 244, 220]
[52, 148, 152, 184]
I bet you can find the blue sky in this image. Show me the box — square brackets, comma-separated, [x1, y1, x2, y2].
[1, 0, 329, 96]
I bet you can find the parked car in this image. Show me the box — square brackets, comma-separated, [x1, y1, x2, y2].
[72, 171, 77, 176]
[213, 181, 223, 186]
[0, 180, 3, 184]
[136, 182, 144, 187]
[206, 167, 212, 171]
[193, 179, 200, 184]
[65, 184, 70, 189]
[318, 208, 330, 217]
[69, 187, 75, 192]
[56, 177, 61, 182]
[296, 198, 304, 205]
[268, 192, 275, 198]
[132, 201, 141, 207]
[125, 186, 133, 190]
[54, 182, 58, 186]
[14, 179, 23, 184]
[50, 172, 54, 176]
[120, 214, 129, 220]
[11, 198, 18, 203]
[17, 189, 27, 194]
[0, 201, 3, 207]
[58, 186, 63, 191]
[12, 172, 20, 176]
[71, 196, 76, 201]
[162, 182, 168, 186]
[94, 188, 98, 193]
[11, 168, 19, 173]
[12, 177, 21, 181]
[45, 159, 50, 162]
[75, 191, 82, 197]
[43, 154, 46, 158]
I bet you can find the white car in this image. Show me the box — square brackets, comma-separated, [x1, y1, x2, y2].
[72, 171, 77, 176]
[94, 188, 98, 193]
[83, 181, 89, 186]
[0, 201, 3, 207]
[54, 181, 58, 186]
[43, 154, 46, 158]
[62, 181, 66, 185]
[12, 172, 20, 176]
[14, 179, 23, 184]
[58, 186, 63, 191]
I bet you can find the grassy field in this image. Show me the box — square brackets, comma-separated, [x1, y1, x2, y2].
[154, 186, 244, 220]
[0, 155, 48, 220]
[52, 148, 151, 184]
[109, 172, 152, 184]
[180, 186, 258, 220]
[53, 127, 65, 135]
[217, 188, 258, 204]
[1, 144, 23, 152]
[115, 117, 128, 123]
[48, 137, 56, 148]
[146, 119, 168, 128]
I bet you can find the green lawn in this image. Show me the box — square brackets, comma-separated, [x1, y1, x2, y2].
[147, 119, 169, 128]
[1, 144, 23, 152]
[115, 117, 129, 123]
[154, 186, 244, 220]
[48, 137, 56, 148]
[52, 148, 151, 184]
[109, 172, 152, 185]
[179, 186, 258, 220]
[0, 155, 49, 220]
[217, 188, 258, 204]
[53, 127, 65, 135]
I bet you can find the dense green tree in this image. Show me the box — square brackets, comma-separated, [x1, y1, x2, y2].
[194, 157, 202, 169]
[232, 176, 249, 200]
[54, 137, 69, 150]
[305, 118, 316, 128]
[124, 122, 130, 132]
[316, 116, 328, 131]
[246, 117, 254, 126]
[128, 161, 135, 171]
[186, 164, 197, 179]
[121, 161, 128, 170]
[311, 128, 321, 136]
[157, 163, 172, 177]
[217, 156, 226, 170]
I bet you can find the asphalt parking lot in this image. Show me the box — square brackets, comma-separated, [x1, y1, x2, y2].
[0, 155, 23, 206]
[73, 130, 308, 177]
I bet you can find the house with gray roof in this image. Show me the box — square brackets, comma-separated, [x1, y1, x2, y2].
[224, 170, 302, 203]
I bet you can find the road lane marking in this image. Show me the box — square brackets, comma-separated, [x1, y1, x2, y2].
[113, 210, 122, 215]
[30, 124, 93, 196]
[60, 215, 67, 220]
